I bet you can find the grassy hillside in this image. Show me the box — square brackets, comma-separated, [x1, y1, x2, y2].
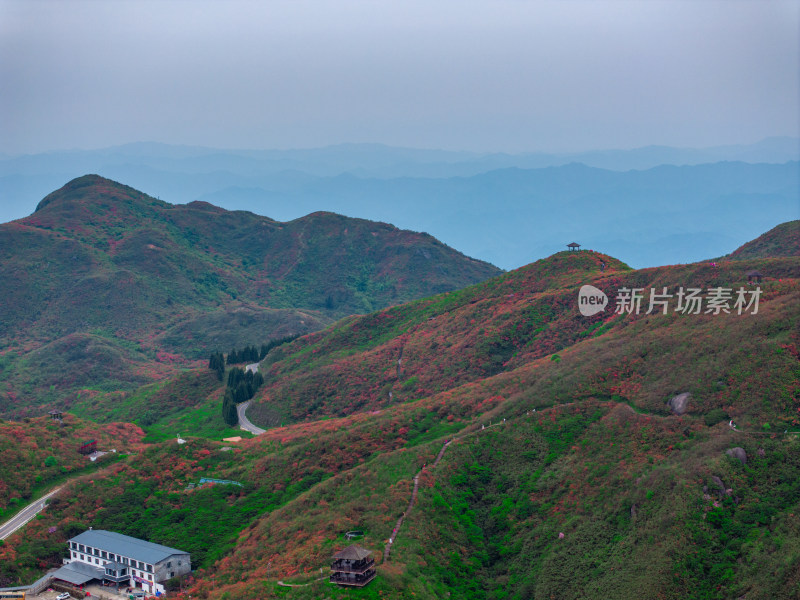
[0, 175, 501, 415]
[247, 248, 797, 428]
[69, 368, 252, 443]
[0, 414, 144, 517]
[726, 220, 800, 260]
[2, 223, 797, 598]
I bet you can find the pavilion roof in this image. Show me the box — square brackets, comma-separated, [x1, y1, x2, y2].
[332, 545, 372, 561]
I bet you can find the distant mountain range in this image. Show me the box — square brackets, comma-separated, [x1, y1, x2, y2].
[1, 139, 797, 269]
[0, 175, 499, 413]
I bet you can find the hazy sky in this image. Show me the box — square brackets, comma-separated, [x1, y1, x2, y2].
[1, 0, 798, 154]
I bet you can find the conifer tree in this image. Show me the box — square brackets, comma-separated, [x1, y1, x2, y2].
[208, 352, 225, 381]
[222, 389, 238, 426]
[253, 371, 264, 390]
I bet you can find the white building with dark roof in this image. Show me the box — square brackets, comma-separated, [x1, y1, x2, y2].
[56, 529, 190, 595]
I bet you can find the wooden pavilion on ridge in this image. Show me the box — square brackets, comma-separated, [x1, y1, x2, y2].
[567, 242, 581, 251]
[746, 270, 763, 283]
[330, 545, 376, 587]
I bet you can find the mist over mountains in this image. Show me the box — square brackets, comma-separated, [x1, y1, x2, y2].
[1, 138, 797, 269]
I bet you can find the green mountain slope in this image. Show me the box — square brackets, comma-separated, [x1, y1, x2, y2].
[2, 223, 798, 599]
[0, 175, 500, 415]
[247, 245, 797, 428]
[725, 219, 800, 260]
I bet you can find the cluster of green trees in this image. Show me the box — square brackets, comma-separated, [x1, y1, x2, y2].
[226, 345, 261, 365]
[207, 352, 225, 381]
[226, 335, 301, 366]
[222, 368, 265, 426]
[212, 335, 300, 427]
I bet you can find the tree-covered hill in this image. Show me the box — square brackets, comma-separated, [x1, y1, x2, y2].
[0, 175, 500, 415]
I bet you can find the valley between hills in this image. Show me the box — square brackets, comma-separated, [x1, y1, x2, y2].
[0, 177, 798, 600]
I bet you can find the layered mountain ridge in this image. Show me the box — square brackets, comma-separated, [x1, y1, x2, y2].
[0, 182, 797, 599]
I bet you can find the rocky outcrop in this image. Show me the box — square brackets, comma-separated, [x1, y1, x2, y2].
[726, 447, 747, 465]
[667, 392, 691, 415]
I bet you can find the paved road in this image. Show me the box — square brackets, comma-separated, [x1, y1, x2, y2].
[237, 401, 266, 435]
[0, 487, 61, 540]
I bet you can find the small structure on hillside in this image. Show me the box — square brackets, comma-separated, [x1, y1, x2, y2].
[567, 242, 581, 251]
[48, 409, 63, 421]
[330, 545, 376, 587]
[747, 270, 763, 283]
[78, 439, 97, 455]
[198, 478, 243, 487]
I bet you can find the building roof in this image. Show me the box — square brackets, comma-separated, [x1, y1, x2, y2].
[69, 530, 188, 564]
[333, 545, 372, 561]
[567, 242, 581, 247]
[51, 561, 104, 585]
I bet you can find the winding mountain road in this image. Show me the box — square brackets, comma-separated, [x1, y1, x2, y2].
[238, 400, 266, 435]
[0, 487, 61, 540]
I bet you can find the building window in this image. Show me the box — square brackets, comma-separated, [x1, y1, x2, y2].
[71, 551, 76, 558]
[166, 562, 171, 568]
[79, 545, 85, 553]
[80, 554, 84, 560]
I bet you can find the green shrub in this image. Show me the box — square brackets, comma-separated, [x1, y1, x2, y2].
[704, 408, 728, 427]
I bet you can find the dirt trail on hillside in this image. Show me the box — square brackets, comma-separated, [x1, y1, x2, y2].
[382, 417, 513, 562]
[383, 438, 454, 562]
